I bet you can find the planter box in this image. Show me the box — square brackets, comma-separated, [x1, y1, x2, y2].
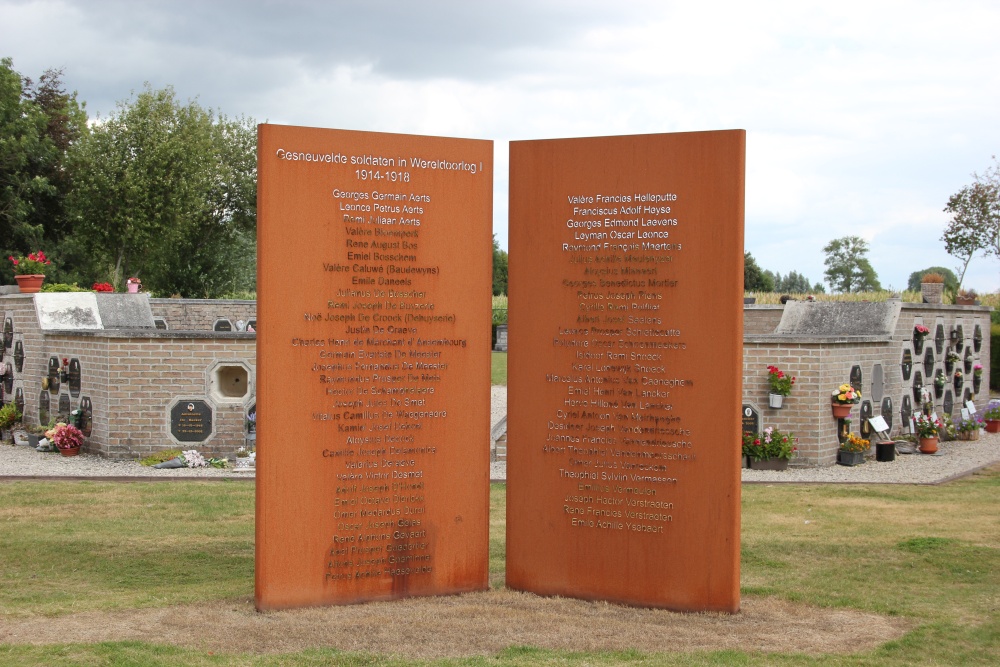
[837, 450, 865, 466]
[749, 457, 789, 471]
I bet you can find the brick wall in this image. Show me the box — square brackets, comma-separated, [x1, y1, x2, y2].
[149, 299, 256, 331]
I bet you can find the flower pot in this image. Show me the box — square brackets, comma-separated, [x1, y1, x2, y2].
[768, 393, 784, 409]
[918, 437, 939, 454]
[956, 295, 977, 306]
[749, 457, 789, 471]
[234, 456, 254, 470]
[986, 420, 1000, 433]
[59, 445, 81, 457]
[831, 403, 852, 419]
[921, 283, 943, 304]
[127, 282, 140, 293]
[875, 442, 896, 462]
[837, 450, 865, 466]
[957, 430, 980, 441]
[14, 274, 45, 293]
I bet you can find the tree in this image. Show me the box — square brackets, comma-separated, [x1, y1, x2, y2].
[66, 85, 256, 296]
[906, 266, 958, 293]
[941, 159, 1000, 289]
[0, 58, 85, 283]
[492, 234, 508, 296]
[765, 269, 823, 293]
[823, 236, 881, 293]
[743, 252, 774, 291]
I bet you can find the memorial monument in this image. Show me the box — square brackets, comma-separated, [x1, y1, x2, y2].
[506, 131, 745, 612]
[255, 125, 492, 610]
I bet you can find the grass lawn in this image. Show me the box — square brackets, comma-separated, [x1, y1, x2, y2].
[0, 469, 998, 665]
[491, 350, 507, 385]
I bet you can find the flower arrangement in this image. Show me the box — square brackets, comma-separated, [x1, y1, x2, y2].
[984, 405, 1000, 421]
[933, 374, 945, 388]
[947, 351, 961, 364]
[45, 422, 84, 450]
[92, 282, 114, 292]
[913, 414, 942, 439]
[742, 427, 796, 461]
[954, 370, 963, 381]
[9, 250, 52, 275]
[840, 433, 870, 453]
[974, 363, 983, 377]
[920, 272, 945, 284]
[126, 277, 142, 291]
[832, 383, 861, 405]
[957, 418, 982, 434]
[914, 324, 930, 338]
[0, 403, 21, 430]
[766, 365, 795, 396]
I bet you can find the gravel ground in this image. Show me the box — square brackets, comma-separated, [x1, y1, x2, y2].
[3, 385, 997, 484]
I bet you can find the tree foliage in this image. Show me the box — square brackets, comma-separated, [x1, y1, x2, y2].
[906, 266, 958, 293]
[66, 85, 256, 295]
[743, 252, 774, 291]
[764, 269, 825, 293]
[823, 236, 881, 293]
[0, 58, 85, 283]
[492, 234, 508, 296]
[941, 159, 1000, 290]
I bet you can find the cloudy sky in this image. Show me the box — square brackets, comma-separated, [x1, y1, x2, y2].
[3, 0, 999, 291]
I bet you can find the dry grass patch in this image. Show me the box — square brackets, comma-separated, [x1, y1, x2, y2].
[0, 590, 912, 659]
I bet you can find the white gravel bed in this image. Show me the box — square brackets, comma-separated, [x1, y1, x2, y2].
[0, 444, 250, 478]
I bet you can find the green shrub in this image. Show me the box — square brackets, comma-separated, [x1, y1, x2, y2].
[41, 282, 89, 292]
[139, 449, 182, 466]
[992, 324, 1000, 392]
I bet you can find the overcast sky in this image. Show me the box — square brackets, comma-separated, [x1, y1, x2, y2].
[3, 0, 999, 291]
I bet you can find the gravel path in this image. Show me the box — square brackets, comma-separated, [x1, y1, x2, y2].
[3, 385, 998, 484]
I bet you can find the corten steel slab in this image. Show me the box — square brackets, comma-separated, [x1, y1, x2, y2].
[507, 131, 745, 612]
[256, 124, 492, 611]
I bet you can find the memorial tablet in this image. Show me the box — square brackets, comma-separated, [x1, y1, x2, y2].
[170, 400, 213, 442]
[256, 124, 492, 610]
[742, 404, 760, 435]
[507, 130, 745, 612]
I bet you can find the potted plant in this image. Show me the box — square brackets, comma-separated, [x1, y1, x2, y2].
[831, 383, 861, 418]
[745, 426, 796, 471]
[234, 446, 256, 470]
[838, 433, 870, 466]
[984, 405, 1000, 433]
[92, 282, 114, 292]
[956, 288, 978, 306]
[765, 364, 795, 409]
[946, 351, 960, 373]
[920, 272, 945, 304]
[0, 403, 21, 442]
[957, 417, 982, 441]
[8, 250, 52, 293]
[954, 369, 964, 391]
[45, 422, 85, 457]
[913, 414, 942, 454]
[126, 276, 142, 293]
[973, 363, 984, 392]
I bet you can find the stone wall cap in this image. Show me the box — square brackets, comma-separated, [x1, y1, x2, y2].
[744, 334, 890, 344]
[43, 329, 255, 340]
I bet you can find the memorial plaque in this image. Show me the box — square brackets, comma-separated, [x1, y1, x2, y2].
[256, 124, 492, 610]
[964, 387, 973, 404]
[850, 365, 863, 393]
[943, 390, 953, 415]
[79, 396, 93, 436]
[742, 403, 760, 435]
[13, 340, 23, 373]
[923, 348, 934, 377]
[901, 349, 912, 380]
[913, 371, 923, 403]
[934, 323, 945, 354]
[68, 358, 81, 396]
[57, 393, 71, 422]
[974, 324, 983, 352]
[508, 131, 745, 612]
[880, 397, 893, 429]
[170, 400, 213, 442]
[47, 356, 60, 394]
[900, 395, 912, 427]
[3, 318, 12, 349]
[871, 364, 884, 403]
[38, 390, 49, 424]
[964, 347, 973, 373]
[494, 324, 508, 352]
[154, 318, 168, 330]
[14, 387, 23, 416]
[838, 418, 850, 444]
[2, 362, 11, 394]
[859, 400, 873, 439]
[213, 319, 233, 332]
[955, 324, 964, 351]
[913, 329, 924, 355]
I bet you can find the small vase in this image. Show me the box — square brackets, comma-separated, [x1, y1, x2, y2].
[14, 274, 45, 293]
[831, 403, 852, 418]
[768, 393, 784, 409]
[127, 282, 140, 293]
[918, 437, 939, 454]
[59, 445, 81, 457]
